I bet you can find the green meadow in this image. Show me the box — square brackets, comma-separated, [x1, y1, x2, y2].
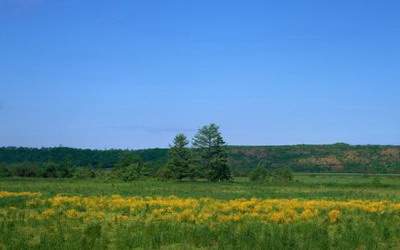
[1, 174, 400, 249]
[1, 174, 400, 200]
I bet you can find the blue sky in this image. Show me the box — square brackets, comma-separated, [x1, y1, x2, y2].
[1, 0, 399, 148]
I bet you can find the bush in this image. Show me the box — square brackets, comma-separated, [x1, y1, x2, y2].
[112, 163, 149, 182]
[249, 161, 294, 183]
[41, 163, 59, 178]
[0, 165, 11, 177]
[10, 163, 40, 177]
[119, 164, 142, 182]
[156, 166, 174, 181]
[73, 167, 96, 179]
[249, 164, 268, 182]
[273, 167, 293, 182]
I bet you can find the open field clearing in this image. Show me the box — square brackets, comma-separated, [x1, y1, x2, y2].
[1, 174, 400, 200]
[1, 175, 400, 249]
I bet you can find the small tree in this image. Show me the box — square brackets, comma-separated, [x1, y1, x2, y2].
[193, 123, 231, 181]
[249, 161, 268, 182]
[167, 133, 193, 180]
[41, 162, 59, 178]
[57, 165, 74, 178]
[113, 152, 146, 181]
[156, 166, 174, 181]
[73, 167, 96, 179]
[115, 152, 143, 169]
[0, 164, 11, 177]
[11, 162, 40, 177]
[119, 163, 145, 182]
[273, 167, 293, 182]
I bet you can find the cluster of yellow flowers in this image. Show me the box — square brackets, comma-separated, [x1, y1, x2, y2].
[0, 191, 40, 198]
[2, 191, 400, 225]
[328, 209, 340, 223]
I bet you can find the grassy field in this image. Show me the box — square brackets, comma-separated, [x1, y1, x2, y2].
[1, 174, 400, 200]
[1, 174, 400, 249]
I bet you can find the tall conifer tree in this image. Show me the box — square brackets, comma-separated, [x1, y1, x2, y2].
[192, 124, 231, 181]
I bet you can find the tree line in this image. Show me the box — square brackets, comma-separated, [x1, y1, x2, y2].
[1, 131, 399, 177]
[0, 124, 232, 181]
[157, 123, 231, 181]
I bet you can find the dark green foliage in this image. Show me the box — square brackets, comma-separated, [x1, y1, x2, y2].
[0, 143, 399, 176]
[0, 146, 164, 169]
[115, 152, 143, 169]
[249, 161, 269, 182]
[41, 163, 59, 178]
[193, 124, 231, 181]
[56, 165, 74, 178]
[250, 161, 293, 182]
[112, 152, 148, 181]
[228, 144, 400, 174]
[156, 166, 174, 181]
[0, 164, 11, 177]
[118, 163, 148, 182]
[166, 134, 193, 180]
[273, 167, 294, 182]
[9, 162, 40, 177]
[73, 167, 96, 179]
[0, 161, 76, 179]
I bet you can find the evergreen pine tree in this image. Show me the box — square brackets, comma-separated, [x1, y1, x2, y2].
[167, 133, 192, 180]
[193, 124, 231, 181]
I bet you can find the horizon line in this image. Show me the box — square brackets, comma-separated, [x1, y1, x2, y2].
[1, 143, 399, 151]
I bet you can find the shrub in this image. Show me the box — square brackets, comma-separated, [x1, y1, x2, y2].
[113, 163, 149, 182]
[41, 163, 59, 178]
[273, 167, 293, 182]
[10, 163, 40, 177]
[249, 164, 268, 182]
[156, 166, 174, 181]
[73, 167, 96, 179]
[0, 165, 11, 177]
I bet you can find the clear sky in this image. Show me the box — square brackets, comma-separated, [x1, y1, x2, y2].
[1, 0, 399, 149]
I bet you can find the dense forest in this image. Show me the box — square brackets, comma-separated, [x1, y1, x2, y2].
[1, 143, 399, 175]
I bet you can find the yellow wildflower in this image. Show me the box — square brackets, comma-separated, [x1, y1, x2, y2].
[41, 208, 56, 219]
[65, 209, 80, 218]
[328, 209, 340, 223]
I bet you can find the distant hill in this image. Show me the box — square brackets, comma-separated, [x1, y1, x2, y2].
[0, 144, 399, 174]
[228, 144, 400, 175]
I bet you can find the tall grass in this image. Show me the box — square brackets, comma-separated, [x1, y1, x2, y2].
[1, 175, 400, 249]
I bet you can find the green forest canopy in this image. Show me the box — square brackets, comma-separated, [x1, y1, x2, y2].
[0, 144, 399, 174]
